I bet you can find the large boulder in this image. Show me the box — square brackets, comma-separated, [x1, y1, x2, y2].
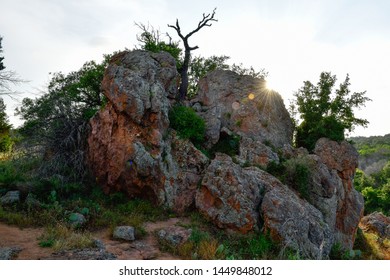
[86, 50, 208, 212]
[196, 153, 265, 233]
[261, 182, 332, 259]
[192, 70, 293, 149]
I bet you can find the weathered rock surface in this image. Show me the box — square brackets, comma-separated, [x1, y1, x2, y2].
[237, 136, 279, 168]
[86, 50, 208, 212]
[196, 153, 265, 233]
[0, 191, 20, 205]
[113, 226, 136, 241]
[192, 70, 293, 149]
[157, 226, 192, 246]
[261, 182, 332, 259]
[0, 247, 22, 260]
[46, 248, 117, 260]
[85, 50, 364, 259]
[314, 138, 364, 249]
[360, 212, 390, 238]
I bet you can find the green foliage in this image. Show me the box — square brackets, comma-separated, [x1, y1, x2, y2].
[0, 98, 13, 152]
[354, 164, 390, 215]
[292, 72, 371, 151]
[266, 156, 313, 200]
[169, 105, 205, 144]
[187, 55, 230, 97]
[284, 157, 312, 199]
[135, 22, 182, 68]
[0, 134, 13, 153]
[209, 133, 240, 158]
[230, 63, 268, 79]
[15, 56, 110, 181]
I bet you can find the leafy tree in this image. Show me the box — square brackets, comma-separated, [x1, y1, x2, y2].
[292, 72, 371, 151]
[169, 8, 218, 100]
[16, 56, 110, 180]
[0, 97, 13, 152]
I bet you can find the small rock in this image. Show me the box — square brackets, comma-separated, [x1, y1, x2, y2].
[68, 213, 87, 228]
[0, 247, 22, 260]
[93, 239, 106, 250]
[157, 226, 192, 246]
[113, 226, 135, 241]
[0, 191, 20, 205]
[46, 249, 117, 260]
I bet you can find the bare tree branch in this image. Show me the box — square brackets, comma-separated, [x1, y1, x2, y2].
[0, 71, 26, 100]
[168, 8, 218, 99]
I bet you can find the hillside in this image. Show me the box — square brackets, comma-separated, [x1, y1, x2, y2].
[350, 134, 390, 175]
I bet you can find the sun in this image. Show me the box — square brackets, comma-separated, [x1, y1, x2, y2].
[265, 77, 277, 91]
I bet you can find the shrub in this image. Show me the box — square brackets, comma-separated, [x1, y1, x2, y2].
[209, 133, 240, 158]
[169, 105, 205, 144]
[284, 157, 313, 200]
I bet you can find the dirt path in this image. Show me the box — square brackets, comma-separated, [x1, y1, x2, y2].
[0, 223, 53, 259]
[0, 218, 187, 260]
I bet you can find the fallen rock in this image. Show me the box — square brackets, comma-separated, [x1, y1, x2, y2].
[113, 226, 136, 241]
[157, 226, 192, 246]
[0, 191, 20, 205]
[0, 247, 22, 260]
[193, 70, 293, 149]
[360, 212, 390, 239]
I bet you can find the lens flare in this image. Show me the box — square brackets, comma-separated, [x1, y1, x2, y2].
[248, 93, 255, 100]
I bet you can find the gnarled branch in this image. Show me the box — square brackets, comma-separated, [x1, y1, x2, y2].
[168, 8, 218, 99]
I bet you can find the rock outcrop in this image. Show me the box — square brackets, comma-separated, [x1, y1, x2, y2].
[87, 50, 208, 213]
[192, 70, 293, 149]
[313, 138, 364, 249]
[86, 50, 364, 259]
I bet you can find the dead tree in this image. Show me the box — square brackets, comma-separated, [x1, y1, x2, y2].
[168, 8, 217, 100]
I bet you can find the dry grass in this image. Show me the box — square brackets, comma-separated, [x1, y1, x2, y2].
[39, 224, 95, 251]
[363, 232, 390, 260]
[198, 239, 220, 260]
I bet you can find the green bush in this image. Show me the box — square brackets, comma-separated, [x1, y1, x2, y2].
[0, 134, 13, 152]
[284, 157, 312, 200]
[169, 105, 205, 144]
[209, 133, 240, 158]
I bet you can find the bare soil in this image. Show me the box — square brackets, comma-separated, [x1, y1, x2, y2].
[0, 217, 187, 260]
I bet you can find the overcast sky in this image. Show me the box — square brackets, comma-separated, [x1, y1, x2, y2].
[1, 0, 389, 137]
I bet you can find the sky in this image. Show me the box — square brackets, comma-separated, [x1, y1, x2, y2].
[1, 0, 389, 137]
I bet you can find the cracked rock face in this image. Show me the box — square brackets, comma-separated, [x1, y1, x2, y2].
[192, 70, 294, 149]
[86, 50, 364, 259]
[86, 50, 208, 212]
